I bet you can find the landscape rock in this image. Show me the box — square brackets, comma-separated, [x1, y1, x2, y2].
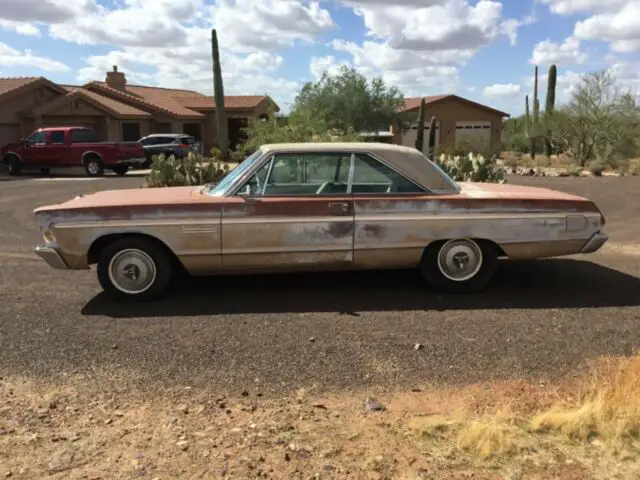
[364, 397, 385, 412]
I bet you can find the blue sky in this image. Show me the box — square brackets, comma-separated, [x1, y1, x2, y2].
[1, 0, 638, 115]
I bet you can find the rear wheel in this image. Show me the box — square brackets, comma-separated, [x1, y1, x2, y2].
[97, 237, 173, 301]
[84, 155, 104, 177]
[420, 238, 498, 293]
[6, 155, 21, 176]
[112, 165, 129, 176]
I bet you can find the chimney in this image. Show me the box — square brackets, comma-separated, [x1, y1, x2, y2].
[105, 65, 127, 91]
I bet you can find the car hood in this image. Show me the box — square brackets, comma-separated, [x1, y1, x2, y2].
[2, 141, 22, 152]
[34, 185, 218, 214]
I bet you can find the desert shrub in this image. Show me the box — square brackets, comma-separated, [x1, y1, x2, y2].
[587, 160, 606, 176]
[144, 152, 231, 188]
[566, 164, 582, 176]
[627, 159, 640, 176]
[436, 152, 506, 183]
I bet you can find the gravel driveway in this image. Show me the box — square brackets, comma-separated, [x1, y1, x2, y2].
[1, 173, 638, 396]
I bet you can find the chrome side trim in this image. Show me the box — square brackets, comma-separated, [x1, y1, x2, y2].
[53, 212, 601, 230]
[34, 245, 69, 270]
[580, 232, 608, 254]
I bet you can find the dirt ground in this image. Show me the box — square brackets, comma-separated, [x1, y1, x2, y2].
[0, 172, 638, 478]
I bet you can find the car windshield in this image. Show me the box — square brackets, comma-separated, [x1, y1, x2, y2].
[206, 149, 264, 196]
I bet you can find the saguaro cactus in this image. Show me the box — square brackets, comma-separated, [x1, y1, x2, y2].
[530, 65, 539, 159]
[427, 116, 437, 159]
[211, 29, 229, 159]
[415, 98, 425, 153]
[544, 64, 557, 158]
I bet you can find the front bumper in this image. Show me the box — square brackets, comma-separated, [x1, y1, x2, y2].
[580, 232, 608, 254]
[116, 157, 147, 166]
[35, 244, 69, 270]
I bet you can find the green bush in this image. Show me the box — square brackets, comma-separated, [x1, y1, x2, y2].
[566, 164, 582, 176]
[587, 160, 606, 177]
[436, 152, 506, 183]
[144, 152, 231, 188]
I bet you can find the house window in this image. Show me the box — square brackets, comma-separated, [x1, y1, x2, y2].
[35, 87, 47, 101]
[122, 122, 141, 142]
[183, 123, 202, 141]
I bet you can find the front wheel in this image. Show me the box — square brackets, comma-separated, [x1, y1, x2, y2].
[97, 237, 173, 301]
[420, 238, 498, 293]
[6, 155, 21, 176]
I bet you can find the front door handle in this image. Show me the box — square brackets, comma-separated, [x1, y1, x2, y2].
[328, 202, 350, 215]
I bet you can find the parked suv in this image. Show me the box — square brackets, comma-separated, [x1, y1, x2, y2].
[138, 134, 201, 167]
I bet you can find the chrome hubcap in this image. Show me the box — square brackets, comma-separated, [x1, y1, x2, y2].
[108, 249, 156, 294]
[437, 239, 483, 282]
[88, 162, 99, 174]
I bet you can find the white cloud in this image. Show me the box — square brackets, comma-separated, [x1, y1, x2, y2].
[540, 0, 629, 15]
[0, 0, 96, 23]
[0, 43, 70, 72]
[0, 20, 40, 36]
[309, 56, 351, 79]
[530, 36, 587, 65]
[483, 83, 521, 98]
[323, 0, 536, 97]
[573, 2, 640, 53]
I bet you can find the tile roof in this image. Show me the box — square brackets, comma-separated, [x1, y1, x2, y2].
[83, 81, 206, 119]
[400, 94, 509, 117]
[0, 77, 43, 97]
[176, 95, 269, 110]
[400, 95, 451, 112]
[27, 88, 150, 118]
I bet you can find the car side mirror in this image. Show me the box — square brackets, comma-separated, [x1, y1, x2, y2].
[237, 184, 252, 197]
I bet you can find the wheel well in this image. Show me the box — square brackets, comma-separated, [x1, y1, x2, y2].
[81, 152, 103, 165]
[422, 238, 507, 261]
[87, 233, 185, 271]
[3, 152, 19, 165]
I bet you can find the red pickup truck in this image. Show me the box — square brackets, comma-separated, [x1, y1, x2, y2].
[1, 126, 146, 177]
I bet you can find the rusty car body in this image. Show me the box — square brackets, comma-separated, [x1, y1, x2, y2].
[33, 142, 608, 300]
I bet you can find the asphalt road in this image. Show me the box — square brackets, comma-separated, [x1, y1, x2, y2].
[1, 171, 639, 396]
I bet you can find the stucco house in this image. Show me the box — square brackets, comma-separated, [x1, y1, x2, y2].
[0, 66, 279, 153]
[393, 94, 510, 155]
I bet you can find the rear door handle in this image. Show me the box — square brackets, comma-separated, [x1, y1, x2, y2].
[328, 202, 350, 215]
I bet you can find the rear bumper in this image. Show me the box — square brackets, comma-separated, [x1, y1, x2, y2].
[35, 244, 69, 270]
[580, 232, 608, 254]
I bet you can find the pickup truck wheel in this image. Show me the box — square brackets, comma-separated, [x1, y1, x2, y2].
[6, 155, 21, 176]
[84, 156, 104, 177]
[112, 165, 129, 176]
[420, 239, 498, 293]
[97, 238, 172, 301]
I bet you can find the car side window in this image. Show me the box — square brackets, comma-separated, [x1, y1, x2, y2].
[351, 153, 425, 194]
[264, 153, 351, 196]
[49, 131, 65, 144]
[27, 131, 46, 145]
[70, 129, 98, 143]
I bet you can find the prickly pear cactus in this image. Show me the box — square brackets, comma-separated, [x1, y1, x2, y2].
[437, 152, 505, 183]
[145, 152, 230, 188]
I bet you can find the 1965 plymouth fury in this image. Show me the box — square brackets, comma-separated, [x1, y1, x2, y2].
[33, 142, 608, 300]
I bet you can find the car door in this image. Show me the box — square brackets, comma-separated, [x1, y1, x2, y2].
[221, 151, 355, 271]
[21, 130, 47, 166]
[42, 130, 70, 167]
[349, 152, 433, 269]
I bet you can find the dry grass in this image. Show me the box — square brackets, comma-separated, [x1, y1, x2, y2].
[1, 355, 639, 479]
[531, 355, 640, 451]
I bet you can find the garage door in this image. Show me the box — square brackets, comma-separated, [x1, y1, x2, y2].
[455, 121, 491, 149]
[0, 124, 21, 150]
[401, 121, 440, 156]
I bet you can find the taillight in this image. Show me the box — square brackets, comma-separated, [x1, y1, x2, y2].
[180, 144, 189, 149]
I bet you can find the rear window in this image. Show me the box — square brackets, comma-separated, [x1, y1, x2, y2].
[70, 129, 98, 143]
